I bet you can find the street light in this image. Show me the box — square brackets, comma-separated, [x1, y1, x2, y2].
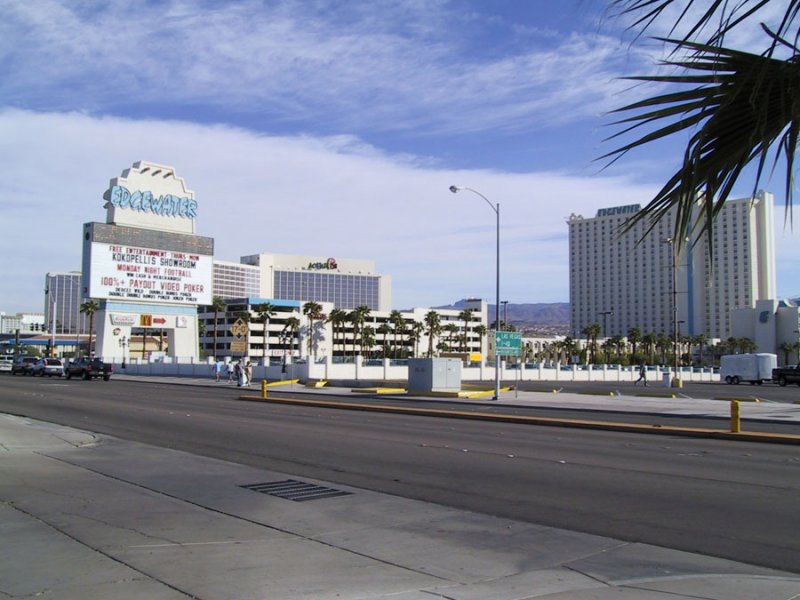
[449, 185, 500, 400]
[598, 310, 613, 338]
[118, 335, 128, 369]
[663, 237, 680, 387]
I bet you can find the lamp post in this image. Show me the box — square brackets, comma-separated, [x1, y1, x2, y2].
[50, 300, 57, 357]
[449, 185, 500, 400]
[599, 310, 613, 338]
[663, 237, 680, 387]
[119, 335, 128, 369]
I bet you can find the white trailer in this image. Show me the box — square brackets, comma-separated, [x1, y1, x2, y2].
[719, 353, 777, 385]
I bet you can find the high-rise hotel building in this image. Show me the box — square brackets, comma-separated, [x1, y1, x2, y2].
[568, 192, 776, 340]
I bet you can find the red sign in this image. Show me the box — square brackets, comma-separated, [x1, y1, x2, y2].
[153, 317, 167, 325]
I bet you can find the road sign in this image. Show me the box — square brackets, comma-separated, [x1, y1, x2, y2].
[231, 318, 248, 339]
[230, 340, 248, 354]
[495, 331, 522, 357]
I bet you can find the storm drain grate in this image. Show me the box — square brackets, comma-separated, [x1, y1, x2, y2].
[240, 479, 352, 502]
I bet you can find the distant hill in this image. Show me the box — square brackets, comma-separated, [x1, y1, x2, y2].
[436, 300, 570, 336]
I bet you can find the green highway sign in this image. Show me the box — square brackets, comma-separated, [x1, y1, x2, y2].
[495, 331, 522, 356]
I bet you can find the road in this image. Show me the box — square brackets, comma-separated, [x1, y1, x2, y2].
[1, 375, 799, 573]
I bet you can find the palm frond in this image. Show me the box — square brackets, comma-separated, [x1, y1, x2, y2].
[601, 37, 800, 248]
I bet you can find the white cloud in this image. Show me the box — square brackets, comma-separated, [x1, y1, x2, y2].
[0, 109, 668, 313]
[0, 0, 643, 137]
[1, 110, 796, 315]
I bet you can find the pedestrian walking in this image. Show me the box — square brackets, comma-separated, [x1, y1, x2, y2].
[213, 360, 223, 382]
[234, 361, 243, 387]
[245, 361, 253, 387]
[635, 363, 648, 386]
[226, 362, 234, 383]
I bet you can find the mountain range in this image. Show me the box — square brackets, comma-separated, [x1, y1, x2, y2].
[437, 300, 571, 335]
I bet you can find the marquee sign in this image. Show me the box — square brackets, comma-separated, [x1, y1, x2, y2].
[88, 242, 212, 306]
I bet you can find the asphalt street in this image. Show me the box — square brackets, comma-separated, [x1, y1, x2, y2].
[1, 375, 799, 574]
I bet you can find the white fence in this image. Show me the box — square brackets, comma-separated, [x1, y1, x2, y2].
[109, 355, 720, 385]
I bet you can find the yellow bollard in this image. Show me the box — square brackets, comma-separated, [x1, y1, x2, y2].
[261, 379, 268, 400]
[730, 400, 741, 433]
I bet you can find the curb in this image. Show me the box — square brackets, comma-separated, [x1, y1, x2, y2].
[236, 393, 800, 445]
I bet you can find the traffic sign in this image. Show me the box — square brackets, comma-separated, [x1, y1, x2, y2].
[495, 331, 522, 356]
[231, 318, 248, 339]
[230, 340, 248, 354]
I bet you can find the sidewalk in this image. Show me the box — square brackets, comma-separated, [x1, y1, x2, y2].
[2, 413, 800, 599]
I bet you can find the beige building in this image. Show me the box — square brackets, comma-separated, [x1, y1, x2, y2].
[240, 253, 391, 311]
[569, 192, 776, 340]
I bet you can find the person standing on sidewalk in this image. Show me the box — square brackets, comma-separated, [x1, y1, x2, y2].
[635, 363, 648, 386]
[244, 361, 253, 386]
[213, 360, 223, 382]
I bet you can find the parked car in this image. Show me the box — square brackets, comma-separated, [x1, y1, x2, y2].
[772, 364, 800, 387]
[11, 355, 38, 375]
[31, 358, 65, 377]
[65, 357, 113, 381]
[0, 356, 13, 373]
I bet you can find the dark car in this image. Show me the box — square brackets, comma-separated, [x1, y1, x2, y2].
[31, 358, 65, 377]
[65, 357, 113, 381]
[11, 355, 38, 375]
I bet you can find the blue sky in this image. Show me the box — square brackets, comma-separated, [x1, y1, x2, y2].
[1, 0, 798, 314]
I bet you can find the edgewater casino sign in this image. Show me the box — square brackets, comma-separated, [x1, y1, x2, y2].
[82, 161, 214, 360]
[595, 204, 641, 218]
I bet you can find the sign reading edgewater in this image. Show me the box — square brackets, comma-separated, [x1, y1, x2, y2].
[89, 242, 213, 305]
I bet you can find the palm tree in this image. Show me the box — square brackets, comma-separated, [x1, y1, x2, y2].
[581, 323, 601, 364]
[627, 327, 641, 362]
[279, 315, 301, 371]
[283, 316, 300, 356]
[377, 322, 392, 358]
[389, 310, 405, 358]
[601, 338, 616, 364]
[444, 323, 459, 351]
[604, 2, 799, 251]
[656, 334, 672, 364]
[424, 311, 441, 358]
[694, 334, 708, 366]
[210, 296, 226, 361]
[475, 324, 488, 361]
[348, 305, 371, 357]
[458, 309, 474, 353]
[642, 332, 657, 364]
[197, 321, 207, 357]
[302, 301, 324, 358]
[79, 299, 100, 357]
[361, 325, 376, 359]
[737, 337, 757, 354]
[254, 302, 276, 366]
[609, 335, 625, 363]
[410, 321, 425, 358]
[327, 308, 349, 357]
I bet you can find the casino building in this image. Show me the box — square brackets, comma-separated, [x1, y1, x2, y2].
[240, 253, 391, 311]
[568, 192, 776, 340]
